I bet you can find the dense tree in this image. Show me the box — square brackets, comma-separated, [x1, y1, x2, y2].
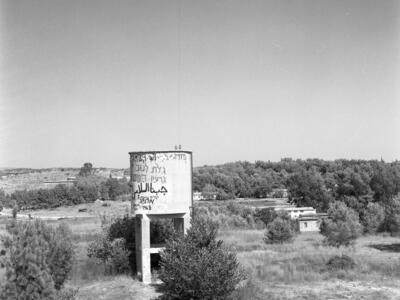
[6, 176, 129, 210]
[159, 217, 244, 299]
[78, 162, 93, 177]
[370, 163, 400, 203]
[320, 202, 362, 247]
[361, 202, 385, 234]
[381, 196, 400, 235]
[254, 208, 278, 226]
[263, 217, 295, 244]
[0, 220, 74, 299]
[286, 169, 332, 212]
[0, 222, 56, 300]
[0, 189, 6, 211]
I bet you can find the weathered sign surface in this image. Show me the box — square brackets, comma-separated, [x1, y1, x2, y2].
[130, 151, 192, 215]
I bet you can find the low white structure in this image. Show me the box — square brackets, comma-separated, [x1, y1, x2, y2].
[298, 215, 320, 232]
[193, 191, 204, 201]
[274, 206, 316, 219]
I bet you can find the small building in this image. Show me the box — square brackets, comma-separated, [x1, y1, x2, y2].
[298, 215, 320, 232]
[193, 191, 204, 201]
[274, 206, 316, 219]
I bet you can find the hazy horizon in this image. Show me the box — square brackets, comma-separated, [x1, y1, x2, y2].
[1, 155, 399, 170]
[1, 0, 399, 169]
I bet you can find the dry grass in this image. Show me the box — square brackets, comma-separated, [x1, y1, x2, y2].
[2, 206, 400, 299]
[220, 230, 400, 299]
[73, 275, 160, 300]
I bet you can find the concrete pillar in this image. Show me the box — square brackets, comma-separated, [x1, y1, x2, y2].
[135, 214, 151, 284]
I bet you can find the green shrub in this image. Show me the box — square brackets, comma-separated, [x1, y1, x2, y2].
[263, 217, 295, 244]
[382, 197, 400, 236]
[159, 217, 245, 299]
[46, 223, 74, 290]
[2, 220, 75, 292]
[361, 202, 385, 233]
[254, 208, 277, 226]
[12, 203, 19, 219]
[106, 238, 131, 274]
[88, 215, 174, 274]
[320, 201, 362, 247]
[87, 234, 130, 274]
[326, 255, 356, 270]
[87, 233, 113, 264]
[0, 220, 57, 299]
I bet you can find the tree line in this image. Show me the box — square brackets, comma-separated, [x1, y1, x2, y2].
[0, 164, 130, 210]
[1, 159, 399, 213]
[193, 158, 400, 210]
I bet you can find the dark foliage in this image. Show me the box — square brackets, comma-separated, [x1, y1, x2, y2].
[263, 216, 296, 244]
[158, 217, 245, 300]
[381, 196, 400, 235]
[326, 255, 356, 270]
[320, 202, 362, 247]
[5, 176, 129, 210]
[193, 159, 400, 213]
[78, 162, 93, 177]
[0, 220, 75, 299]
[254, 208, 278, 226]
[360, 202, 385, 233]
[88, 215, 174, 274]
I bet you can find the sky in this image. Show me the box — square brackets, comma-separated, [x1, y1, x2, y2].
[0, 0, 399, 168]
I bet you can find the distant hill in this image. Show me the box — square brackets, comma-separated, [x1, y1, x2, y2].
[0, 168, 128, 194]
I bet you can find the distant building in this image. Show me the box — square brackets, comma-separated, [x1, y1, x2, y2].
[193, 191, 204, 201]
[267, 188, 288, 198]
[42, 179, 76, 188]
[298, 215, 320, 232]
[274, 206, 316, 219]
[193, 191, 217, 201]
[274, 206, 326, 232]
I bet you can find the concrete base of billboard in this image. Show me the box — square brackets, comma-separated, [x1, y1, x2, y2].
[135, 213, 191, 284]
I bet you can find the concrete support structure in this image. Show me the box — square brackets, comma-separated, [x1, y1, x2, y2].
[135, 214, 151, 284]
[135, 213, 191, 284]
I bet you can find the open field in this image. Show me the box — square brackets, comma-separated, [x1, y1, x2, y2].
[1, 202, 400, 299]
[220, 230, 400, 299]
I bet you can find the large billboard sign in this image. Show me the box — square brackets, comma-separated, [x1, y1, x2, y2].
[130, 151, 192, 215]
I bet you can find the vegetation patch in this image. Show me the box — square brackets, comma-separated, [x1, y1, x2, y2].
[326, 255, 356, 271]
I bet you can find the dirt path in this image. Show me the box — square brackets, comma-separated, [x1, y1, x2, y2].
[74, 276, 161, 300]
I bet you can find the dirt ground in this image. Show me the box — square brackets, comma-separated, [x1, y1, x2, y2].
[74, 276, 161, 300]
[71, 277, 400, 300]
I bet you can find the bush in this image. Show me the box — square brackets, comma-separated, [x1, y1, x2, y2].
[45, 223, 75, 290]
[87, 234, 113, 263]
[0, 189, 5, 211]
[0, 220, 57, 299]
[88, 215, 174, 274]
[361, 202, 385, 233]
[320, 201, 362, 247]
[254, 208, 277, 226]
[106, 238, 131, 274]
[87, 234, 130, 274]
[2, 220, 75, 292]
[382, 197, 400, 236]
[263, 217, 295, 244]
[326, 255, 356, 270]
[159, 217, 245, 299]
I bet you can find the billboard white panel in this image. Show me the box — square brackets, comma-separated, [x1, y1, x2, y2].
[130, 151, 192, 215]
